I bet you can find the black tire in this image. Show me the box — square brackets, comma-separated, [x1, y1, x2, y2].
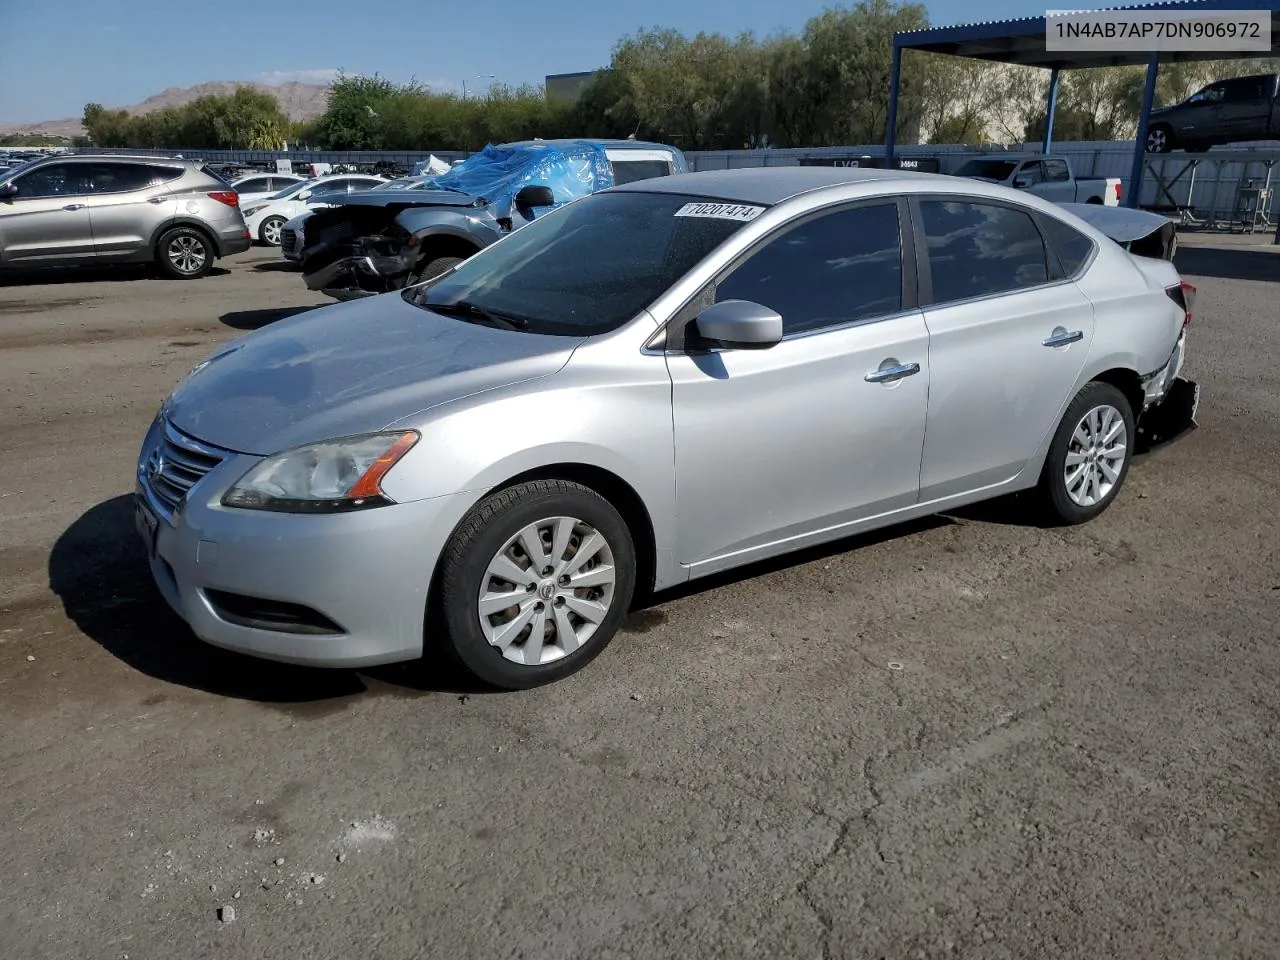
[411, 255, 464, 285]
[433, 479, 637, 690]
[1035, 382, 1136, 526]
[259, 215, 287, 246]
[1145, 124, 1173, 154]
[155, 226, 214, 279]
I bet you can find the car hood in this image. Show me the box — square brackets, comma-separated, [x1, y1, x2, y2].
[165, 293, 583, 455]
[331, 189, 484, 210]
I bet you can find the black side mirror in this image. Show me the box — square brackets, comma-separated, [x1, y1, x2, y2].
[515, 185, 555, 209]
[0, 182, 17, 200]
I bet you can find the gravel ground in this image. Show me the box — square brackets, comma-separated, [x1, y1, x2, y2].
[1, 239, 1278, 959]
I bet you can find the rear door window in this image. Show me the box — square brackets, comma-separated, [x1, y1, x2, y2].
[82, 163, 156, 194]
[919, 200, 1050, 304]
[1044, 159, 1070, 182]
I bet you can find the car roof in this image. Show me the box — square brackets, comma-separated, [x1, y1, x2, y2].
[612, 166, 929, 206]
[32, 153, 199, 166]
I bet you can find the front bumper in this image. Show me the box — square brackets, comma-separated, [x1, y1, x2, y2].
[135, 425, 473, 668]
[303, 244, 416, 299]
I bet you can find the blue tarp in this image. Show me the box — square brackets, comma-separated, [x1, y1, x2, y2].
[429, 140, 614, 218]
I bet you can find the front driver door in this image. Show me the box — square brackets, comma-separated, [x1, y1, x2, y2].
[912, 197, 1095, 502]
[0, 162, 95, 264]
[665, 200, 930, 575]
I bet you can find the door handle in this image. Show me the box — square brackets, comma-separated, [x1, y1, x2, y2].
[1042, 329, 1084, 347]
[62, 203, 86, 211]
[864, 361, 921, 384]
[148, 196, 166, 204]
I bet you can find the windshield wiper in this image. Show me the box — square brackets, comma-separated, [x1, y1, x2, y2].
[425, 299, 532, 331]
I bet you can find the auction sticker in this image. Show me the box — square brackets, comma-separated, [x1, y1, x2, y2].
[674, 202, 765, 221]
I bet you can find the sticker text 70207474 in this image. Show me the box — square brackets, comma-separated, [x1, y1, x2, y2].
[673, 202, 766, 222]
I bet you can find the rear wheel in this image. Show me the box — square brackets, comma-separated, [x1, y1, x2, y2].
[1035, 382, 1135, 525]
[434, 479, 636, 690]
[156, 226, 213, 279]
[1146, 124, 1173, 153]
[259, 215, 286, 246]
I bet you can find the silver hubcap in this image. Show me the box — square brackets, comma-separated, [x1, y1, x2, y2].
[1147, 129, 1166, 151]
[478, 516, 616, 666]
[168, 236, 207, 273]
[263, 219, 283, 245]
[1064, 404, 1127, 507]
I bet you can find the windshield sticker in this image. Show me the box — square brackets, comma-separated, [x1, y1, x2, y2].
[674, 202, 765, 222]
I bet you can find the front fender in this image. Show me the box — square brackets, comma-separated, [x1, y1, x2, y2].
[397, 208, 502, 248]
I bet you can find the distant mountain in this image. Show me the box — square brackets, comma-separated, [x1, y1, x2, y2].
[0, 80, 332, 139]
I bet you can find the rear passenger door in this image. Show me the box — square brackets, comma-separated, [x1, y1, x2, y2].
[1038, 159, 1075, 203]
[911, 197, 1095, 501]
[82, 162, 181, 258]
[1217, 76, 1273, 141]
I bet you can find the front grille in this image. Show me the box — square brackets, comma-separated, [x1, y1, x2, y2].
[280, 227, 297, 255]
[142, 421, 226, 521]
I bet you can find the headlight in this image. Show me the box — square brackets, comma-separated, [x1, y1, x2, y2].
[243, 204, 268, 218]
[222, 431, 418, 513]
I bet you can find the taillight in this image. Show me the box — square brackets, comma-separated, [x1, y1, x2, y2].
[1165, 280, 1196, 326]
[208, 191, 239, 208]
[1114, 181, 1123, 202]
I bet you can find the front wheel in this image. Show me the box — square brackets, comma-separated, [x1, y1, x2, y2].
[1035, 382, 1135, 525]
[434, 479, 637, 689]
[259, 216, 286, 246]
[156, 226, 213, 279]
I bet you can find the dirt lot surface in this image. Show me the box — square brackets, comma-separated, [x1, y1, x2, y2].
[2, 240, 1279, 959]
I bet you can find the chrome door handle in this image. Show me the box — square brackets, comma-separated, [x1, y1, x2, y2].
[148, 196, 166, 204]
[1042, 329, 1084, 347]
[864, 361, 921, 383]
[62, 203, 86, 211]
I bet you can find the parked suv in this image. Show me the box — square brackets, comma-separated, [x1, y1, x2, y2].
[1146, 73, 1280, 153]
[0, 154, 251, 279]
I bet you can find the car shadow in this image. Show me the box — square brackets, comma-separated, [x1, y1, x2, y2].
[49, 495, 487, 708]
[252, 259, 299, 273]
[0, 264, 231, 286]
[1174, 244, 1280, 283]
[219, 305, 319, 330]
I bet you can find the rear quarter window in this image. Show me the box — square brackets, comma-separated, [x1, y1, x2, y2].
[610, 159, 674, 185]
[1038, 215, 1096, 278]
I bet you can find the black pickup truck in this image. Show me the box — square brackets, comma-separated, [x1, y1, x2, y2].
[1146, 73, 1280, 153]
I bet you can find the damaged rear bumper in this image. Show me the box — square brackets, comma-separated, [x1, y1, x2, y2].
[1137, 376, 1199, 452]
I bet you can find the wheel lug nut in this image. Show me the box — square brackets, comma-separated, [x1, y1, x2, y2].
[558, 575, 569, 585]
[542, 566, 553, 576]
[534, 602, 544, 611]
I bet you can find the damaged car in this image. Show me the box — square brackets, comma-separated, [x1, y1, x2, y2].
[298, 139, 686, 299]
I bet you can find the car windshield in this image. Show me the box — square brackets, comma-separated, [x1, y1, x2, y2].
[954, 159, 1019, 180]
[407, 191, 761, 336]
[270, 180, 311, 200]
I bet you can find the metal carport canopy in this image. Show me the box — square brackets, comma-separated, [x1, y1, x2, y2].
[885, 0, 1280, 209]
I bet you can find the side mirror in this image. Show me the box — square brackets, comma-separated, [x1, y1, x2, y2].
[297, 189, 312, 201]
[0, 182, 17, 200]
[515, 185, 555, 209]
[694, 299, 782, 350]
[1012, 176, 1030, 188]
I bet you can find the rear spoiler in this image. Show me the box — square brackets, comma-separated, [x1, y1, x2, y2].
[1056, 203, 1178, 261]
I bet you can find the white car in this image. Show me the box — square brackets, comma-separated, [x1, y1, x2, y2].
[230, 172, 307, 207]
[242, 175, 388, 246]
[280, 176, 440, 260]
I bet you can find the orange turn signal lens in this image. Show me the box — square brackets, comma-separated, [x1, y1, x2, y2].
[348, 431, 419, 500]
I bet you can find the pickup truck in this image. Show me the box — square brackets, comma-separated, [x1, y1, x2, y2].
[953, 154, 1122, 205]
[1145, 73, 1280, 153]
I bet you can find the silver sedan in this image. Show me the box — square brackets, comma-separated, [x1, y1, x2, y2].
[135, 167, 1197, 689]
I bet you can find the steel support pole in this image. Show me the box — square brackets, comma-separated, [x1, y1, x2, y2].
[885, 44, 902, 162]
[1128, 52, 1160, 209]
[1043, 67, 1061, 154]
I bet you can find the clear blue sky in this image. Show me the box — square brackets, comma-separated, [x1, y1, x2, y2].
[0, 0, 1049, 124]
